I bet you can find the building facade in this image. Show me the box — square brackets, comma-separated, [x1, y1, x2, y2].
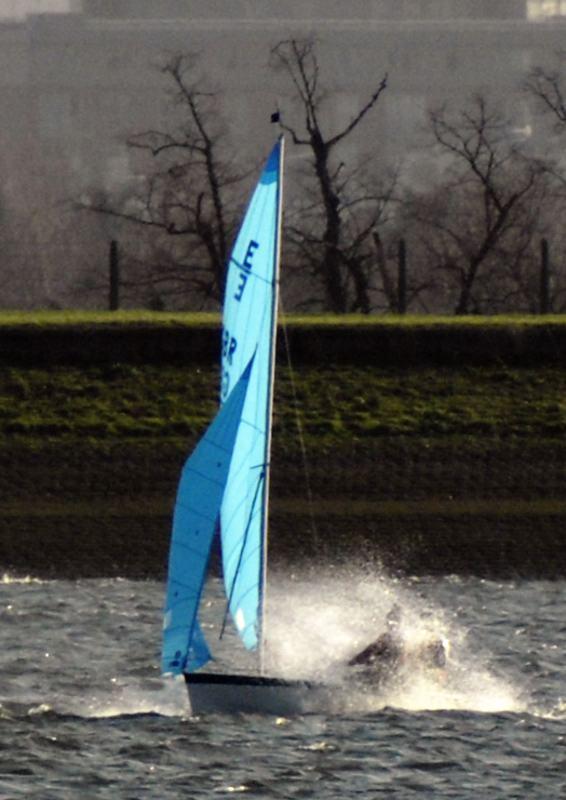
[1, 2, 566, 307]
[1, 1, 565, 195]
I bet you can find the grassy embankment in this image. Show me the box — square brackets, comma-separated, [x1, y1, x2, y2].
[0, 312, 565, 578]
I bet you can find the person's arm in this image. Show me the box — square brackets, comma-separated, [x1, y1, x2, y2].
[348, 635, 388, 666]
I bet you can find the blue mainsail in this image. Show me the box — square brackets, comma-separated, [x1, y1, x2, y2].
[162, 357, 255, 675]
[220, 139, 283, 653]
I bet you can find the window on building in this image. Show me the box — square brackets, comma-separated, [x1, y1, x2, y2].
[528, 0, 566, 19]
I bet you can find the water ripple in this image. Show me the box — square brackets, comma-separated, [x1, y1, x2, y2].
[0, 574, 565, 798]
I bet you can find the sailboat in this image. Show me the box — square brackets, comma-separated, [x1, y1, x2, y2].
[161, 137, 330, 715]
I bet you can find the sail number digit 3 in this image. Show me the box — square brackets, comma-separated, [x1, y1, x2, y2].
[234, 239, 260, 302]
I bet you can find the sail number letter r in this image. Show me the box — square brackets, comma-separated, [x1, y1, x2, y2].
[234, 240, 259, 301]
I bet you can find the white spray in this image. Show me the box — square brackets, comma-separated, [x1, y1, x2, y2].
[263, 565, 526, 714]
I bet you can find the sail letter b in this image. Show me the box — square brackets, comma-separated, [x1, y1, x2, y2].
[222, 328, 238, 365]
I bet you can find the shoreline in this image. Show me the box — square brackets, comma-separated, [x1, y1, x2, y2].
[2, 497, 565, 582]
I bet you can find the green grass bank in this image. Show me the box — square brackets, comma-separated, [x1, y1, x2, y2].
[0, 313, 565, 579]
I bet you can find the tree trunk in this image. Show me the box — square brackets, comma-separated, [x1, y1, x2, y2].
[314, 138, 346, 313]
[109, 239, 120, 311]
[347, 257, 371, 313]
[540, 238, 550, 314]
[397, 239, 407, 314]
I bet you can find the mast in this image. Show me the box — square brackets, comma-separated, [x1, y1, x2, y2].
[259, 134, 284, 674]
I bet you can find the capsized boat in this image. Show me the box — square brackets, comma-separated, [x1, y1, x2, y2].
[161, 137, 331, 715]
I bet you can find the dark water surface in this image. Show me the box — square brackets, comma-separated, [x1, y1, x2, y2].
[1, 570, 565, 798]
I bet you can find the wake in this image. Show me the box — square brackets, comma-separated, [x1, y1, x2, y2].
[62, 678, 189, 720]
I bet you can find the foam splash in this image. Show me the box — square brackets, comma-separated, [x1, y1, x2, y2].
[537, 698, 566, 720]
[264, 567, 526, 715]
[64, 677, 188, 719]
[1, 573, 44, 585]
[375, 661, 523, 714]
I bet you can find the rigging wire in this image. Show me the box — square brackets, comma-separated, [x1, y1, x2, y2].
[278, 298, 323, 557]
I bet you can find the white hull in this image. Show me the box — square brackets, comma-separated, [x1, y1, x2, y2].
[185, 672, 332, 716]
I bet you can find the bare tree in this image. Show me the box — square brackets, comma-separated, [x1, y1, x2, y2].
[526, 56, 566, 128]
[525, 54, 566, 196]
[371, 232, 437, 314]
[271, 37, 389, 313]
[402, 96, 548, 314]
[523, 56, 566, 313]
[83, 53, 244, 308]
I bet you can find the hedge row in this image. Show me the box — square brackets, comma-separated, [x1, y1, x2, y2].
[0, 318, 565, 366]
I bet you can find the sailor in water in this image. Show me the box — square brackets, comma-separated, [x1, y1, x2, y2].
[347, 604, 447, 685]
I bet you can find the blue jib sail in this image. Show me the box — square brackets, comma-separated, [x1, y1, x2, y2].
[162, 356, 255, 675]
[220, 139, 282, 652]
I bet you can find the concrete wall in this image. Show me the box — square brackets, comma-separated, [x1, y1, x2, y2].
[0, 0, 75, 19]
[79, 1, 529, 22]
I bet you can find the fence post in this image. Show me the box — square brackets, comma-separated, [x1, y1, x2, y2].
[109, 239, 120, 311]
[397, 238, 407, 314]
[540, 238, 550, 315]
